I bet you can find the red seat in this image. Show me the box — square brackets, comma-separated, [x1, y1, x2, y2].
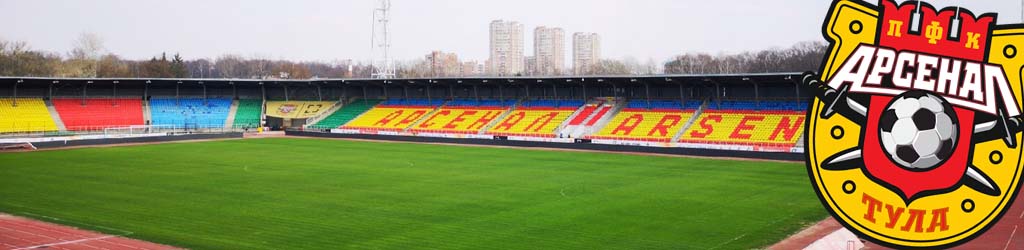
[53, 98, 145, 131]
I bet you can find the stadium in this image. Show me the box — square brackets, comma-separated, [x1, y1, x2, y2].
[0, 74, 837, 249]
[1, 73, 1022, 249]
[4, 0, 1024, 249]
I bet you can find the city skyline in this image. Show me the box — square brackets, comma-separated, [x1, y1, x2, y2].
[0, 0, 1020, 63]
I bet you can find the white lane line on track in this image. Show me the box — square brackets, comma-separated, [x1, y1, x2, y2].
[1005, 225, 1018, 250]
[13, 235, 116, 250]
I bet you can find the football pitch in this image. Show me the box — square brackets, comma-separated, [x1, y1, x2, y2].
[0, 138, 826, 249]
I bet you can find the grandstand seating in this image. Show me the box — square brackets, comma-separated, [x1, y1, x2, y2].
[589, 109, 696, 142]
[311, 99, 382, 128]
[265, 101, 336, 119]
[678, 100, 806, 146]
[150, 98, 232, 128]
[233, 99, 262, 128]
[52, 98, 144, 131]
[587, 100, 701, 142]
[342, 99, 441, 131]
[0, 98, 58, 133]
[567, 105, 598, 126]
[408, 99, 511, 134]
[488, 109, 576, 137]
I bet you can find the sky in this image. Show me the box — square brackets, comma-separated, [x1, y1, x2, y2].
[1, 0, 1021, 64]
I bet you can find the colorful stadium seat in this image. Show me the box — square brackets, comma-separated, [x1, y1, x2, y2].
[52, 98, 144, 131]
[264, 101, 336, 119]
[232, 99, 263, 128]
[310, 99, 382, 129]
[487, 100, 582, 137]
[404, 99, 512, 134]
[678, 111, 805, 146]
[342, 99, 442, 132]
[589, 109, 696, 142]
[0, 98, 58, 133]
[150, 98, 232, 128]
[678, 100, 806, 146]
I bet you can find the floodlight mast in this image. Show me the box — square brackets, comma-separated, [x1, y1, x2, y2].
[371, 0, 396, 79]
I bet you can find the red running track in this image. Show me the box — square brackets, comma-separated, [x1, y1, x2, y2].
[0, 214, 178, 250]
[771, 187, 1023, 249]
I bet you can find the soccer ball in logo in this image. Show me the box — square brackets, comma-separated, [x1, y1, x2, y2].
[878, 91, 959, 170]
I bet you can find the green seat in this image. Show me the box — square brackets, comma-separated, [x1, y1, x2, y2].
[233, 99, 263, 129]
[310, 99, 382, 129]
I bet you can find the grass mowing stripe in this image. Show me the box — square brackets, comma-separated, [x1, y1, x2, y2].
[0, 138, 825, 249]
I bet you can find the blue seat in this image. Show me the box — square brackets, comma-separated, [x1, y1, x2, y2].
[150, 98, 232, 128]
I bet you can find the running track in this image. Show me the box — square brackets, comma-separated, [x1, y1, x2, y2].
[0, 214, 178, 250]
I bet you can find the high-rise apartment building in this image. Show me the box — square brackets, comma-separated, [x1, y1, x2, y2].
[489, 20, 525, 76]
[533, 26, 565, 76]
[573, 32, 601, 75]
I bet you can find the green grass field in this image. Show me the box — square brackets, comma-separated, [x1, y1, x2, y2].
[0, 138, 826, 249]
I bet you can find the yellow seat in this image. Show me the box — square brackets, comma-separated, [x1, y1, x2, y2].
[679, 111, 805, 146]
[0, 98, 58, 133]
[486, 109, 575, 137]
[590, 110, 694, 142]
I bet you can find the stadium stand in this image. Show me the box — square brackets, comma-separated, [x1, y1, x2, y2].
[232, 99, 263, 128]
[678, 100, 805, 146]
[150, 98, 232, 128]
[265, 101, 336, 119]
[408, 99, 512, 134]
[52, 98, 144, 131]
[310, 99, 382, 128]
[588, 100, 696, 142]
[0, 98, 58, 133]
[342, 99, 442, 132]
[487, 100, 581, 137]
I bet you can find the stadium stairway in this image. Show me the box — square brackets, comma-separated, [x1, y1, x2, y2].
[671, 99, 708, 142]
[44, 99, 67, 131]
[142, 99, 152, 126]
[556, 99, 603, 137]
[477, 100, 519, 135]
[569, 98, 624, 138]
[224, 99, 238, 128]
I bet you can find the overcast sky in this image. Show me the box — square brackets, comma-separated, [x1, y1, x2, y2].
[1, 0, 1021, 64]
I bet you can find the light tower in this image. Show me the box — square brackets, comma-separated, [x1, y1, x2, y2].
[371, 0, 396, 79]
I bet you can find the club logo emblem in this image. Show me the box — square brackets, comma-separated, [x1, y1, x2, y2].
[806, 0, 1024, 248]
[278, 104, 297, 114]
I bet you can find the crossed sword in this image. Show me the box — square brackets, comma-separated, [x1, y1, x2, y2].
[803, 73, 1017, 196]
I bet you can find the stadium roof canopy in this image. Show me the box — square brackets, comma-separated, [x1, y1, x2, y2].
[0, 72, 804, 87]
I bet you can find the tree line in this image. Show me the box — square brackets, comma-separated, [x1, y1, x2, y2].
[1, 33, 827, 79]
[664, 41, 827, 74]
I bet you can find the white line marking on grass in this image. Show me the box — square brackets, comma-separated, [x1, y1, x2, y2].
[708, 233, 748, 250]
[13, 235, 117, 250]
[1005, 225, 1018, 250]
[559, 188, 567, 197]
